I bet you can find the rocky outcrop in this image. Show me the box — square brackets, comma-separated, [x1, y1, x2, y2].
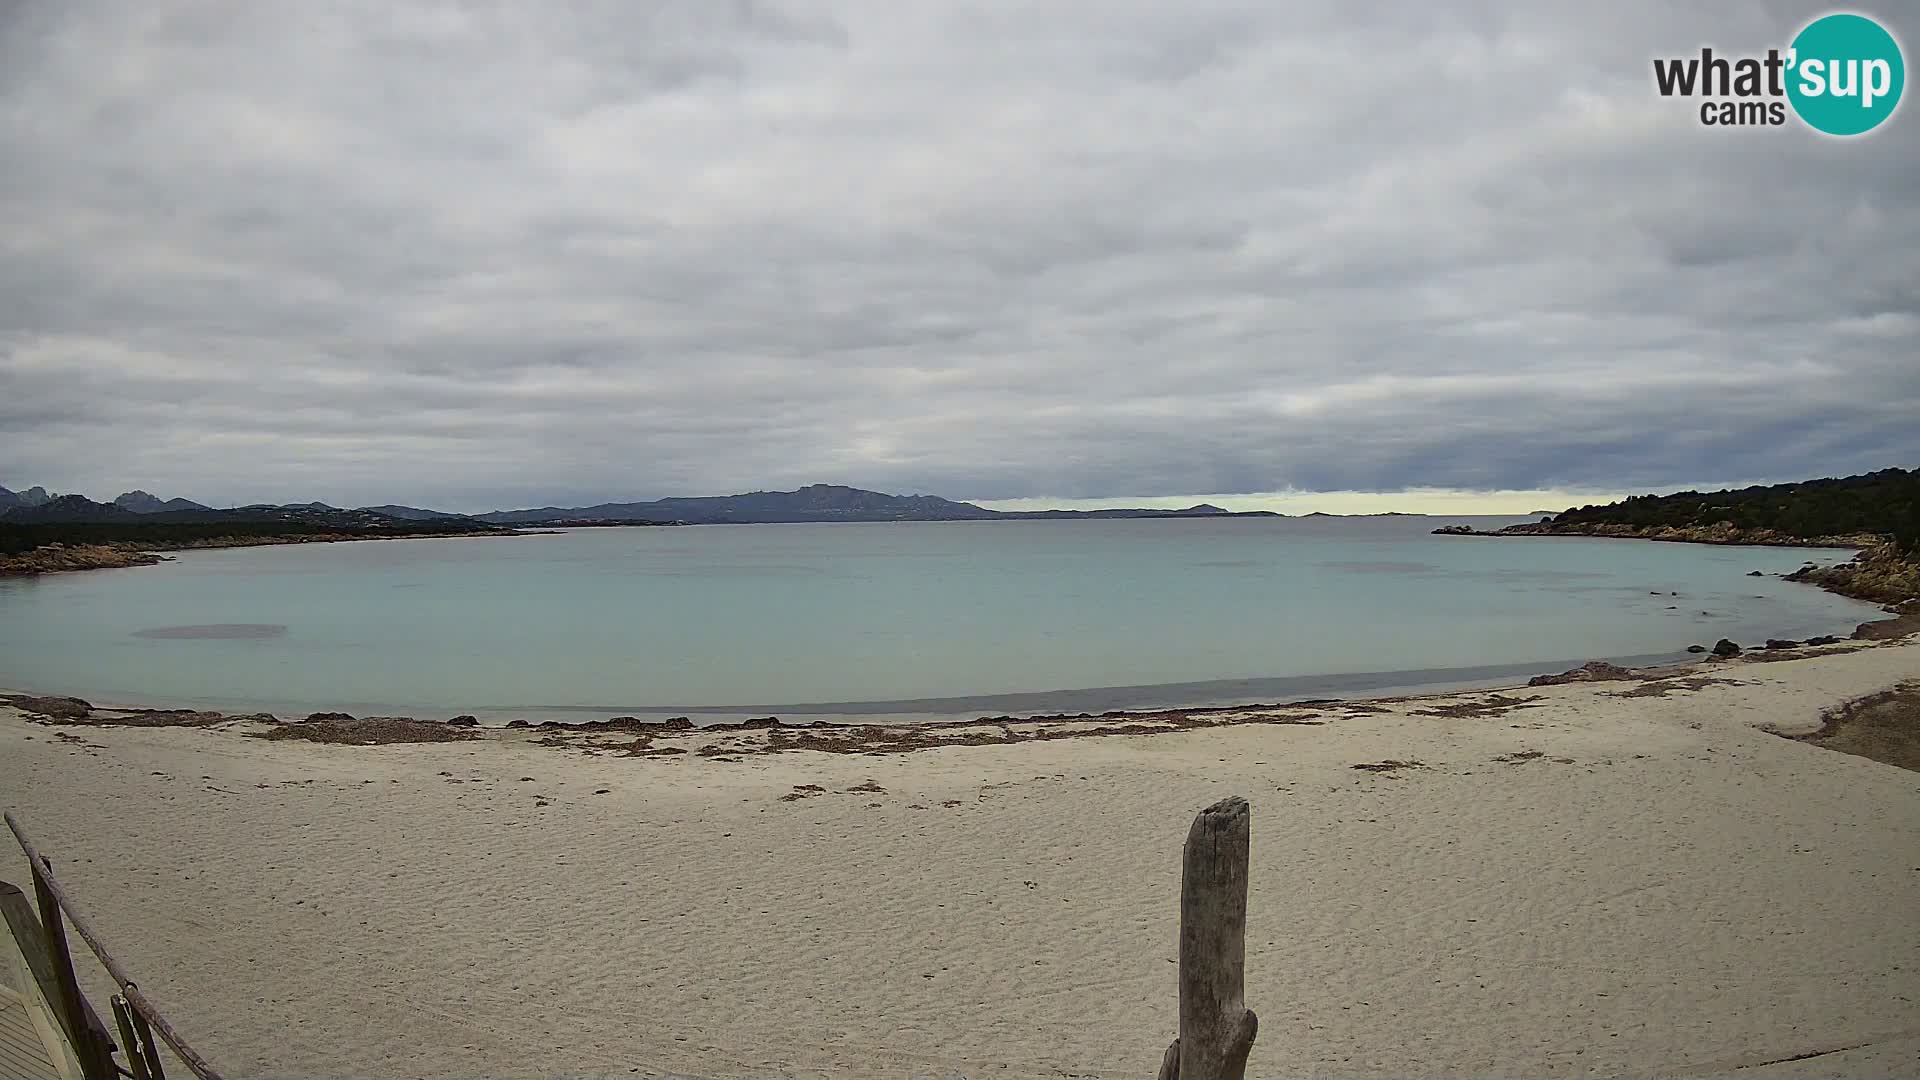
[1785, 543, 1920, 606]
[0, 543, 166, 575]
[1492, 520, 1884, 548]
[1712, 639, 1742, 657]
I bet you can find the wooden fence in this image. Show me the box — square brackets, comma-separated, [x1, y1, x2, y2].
[5, 810, 225, 1080]
[6, 796, 1257, 1080]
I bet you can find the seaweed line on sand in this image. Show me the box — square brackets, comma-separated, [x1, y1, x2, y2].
[4, 600, 1913, 756]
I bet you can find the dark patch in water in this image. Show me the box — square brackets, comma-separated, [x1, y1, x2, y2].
[132, 623, 287, 640]
[1320, 560, 1441, 574]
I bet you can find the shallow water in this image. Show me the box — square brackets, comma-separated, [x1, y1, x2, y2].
[0, 517, 1880, 722]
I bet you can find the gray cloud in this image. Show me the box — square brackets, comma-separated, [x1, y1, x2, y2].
[2, 0, 1915, 511]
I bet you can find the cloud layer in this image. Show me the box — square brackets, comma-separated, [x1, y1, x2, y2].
[2, 1, 1915, 511]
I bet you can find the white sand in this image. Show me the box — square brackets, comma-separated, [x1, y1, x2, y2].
[3, 640, 1917, 1080]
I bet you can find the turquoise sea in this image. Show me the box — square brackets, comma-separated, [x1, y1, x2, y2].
[0, 517, 1882, 723]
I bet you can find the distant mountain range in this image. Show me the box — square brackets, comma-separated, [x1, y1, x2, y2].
[2, 482, 1287, 526]
[474, 485, 1001, 524]
[475, 486, 1279, 524]
[0, 494, 497, 531]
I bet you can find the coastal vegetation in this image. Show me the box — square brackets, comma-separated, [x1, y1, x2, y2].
[0, 511, 521, 574]
[1527, 467, 1920, 553]
[1432, 467, 1920, 608]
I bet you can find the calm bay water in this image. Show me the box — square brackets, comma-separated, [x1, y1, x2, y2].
[0, 518, 1881, 723]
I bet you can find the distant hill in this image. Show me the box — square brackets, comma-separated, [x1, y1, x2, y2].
[998, 503, 1279, 519]
[480, 485, 1285, 525]
[481, 484, 1004, 524]
[114, 490, 212, 514]
[1490, 468, 1919, 554]
[356, 504, 468, 521]
[1301, 511, 1419, 518]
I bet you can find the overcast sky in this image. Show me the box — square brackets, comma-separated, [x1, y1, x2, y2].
[2, 2, 1915, 514]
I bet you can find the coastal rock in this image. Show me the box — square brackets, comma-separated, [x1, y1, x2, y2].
[532, 715, 695, 734]
[1748, 570, 1764, 577]
[1786, 543, 1920, 606]
[0, 543, 166, 575]
[1686, 644, 1708, 653]
[1763, 639, 1800, 650]
[1805, 635, 1840, 646]
[445, 715, 479, 727]
[505, 719, 530, 728]
[1432, 524, 1475, 535]
[1494, 519, 1887, 548]
[303, 711, 357, 723]
[256, 716, 476, 746]
[1711, 639, 1742, 657]
[1528, 661, 1636, 686]
[2, 694, 94, 720]
[110, 709, 232, 728]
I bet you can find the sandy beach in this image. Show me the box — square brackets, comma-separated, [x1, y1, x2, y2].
[3, 638, 1917, 1080]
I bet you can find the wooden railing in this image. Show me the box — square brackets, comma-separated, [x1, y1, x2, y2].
[5, 810, 226, 1080]
[4, 796, 1256, 1080]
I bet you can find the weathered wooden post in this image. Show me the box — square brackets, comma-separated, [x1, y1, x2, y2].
[32, 856, 116, 1080]
[1157, 796, 1257, 1080]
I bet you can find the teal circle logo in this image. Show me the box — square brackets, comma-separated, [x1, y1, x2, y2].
[1787, 13, 1905, 135]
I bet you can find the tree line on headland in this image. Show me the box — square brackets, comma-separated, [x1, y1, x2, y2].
[1431, 467, 1919, 607]
[1541, 468, 1918, 555]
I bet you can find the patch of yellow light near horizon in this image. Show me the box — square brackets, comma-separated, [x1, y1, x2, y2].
[973, 489, 1638, 516]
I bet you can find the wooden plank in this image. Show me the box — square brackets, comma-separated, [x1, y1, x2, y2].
[0, 992, 66, 1080]
[0, 881, 114, 1079]
[1158, 797, 1258, 1080]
